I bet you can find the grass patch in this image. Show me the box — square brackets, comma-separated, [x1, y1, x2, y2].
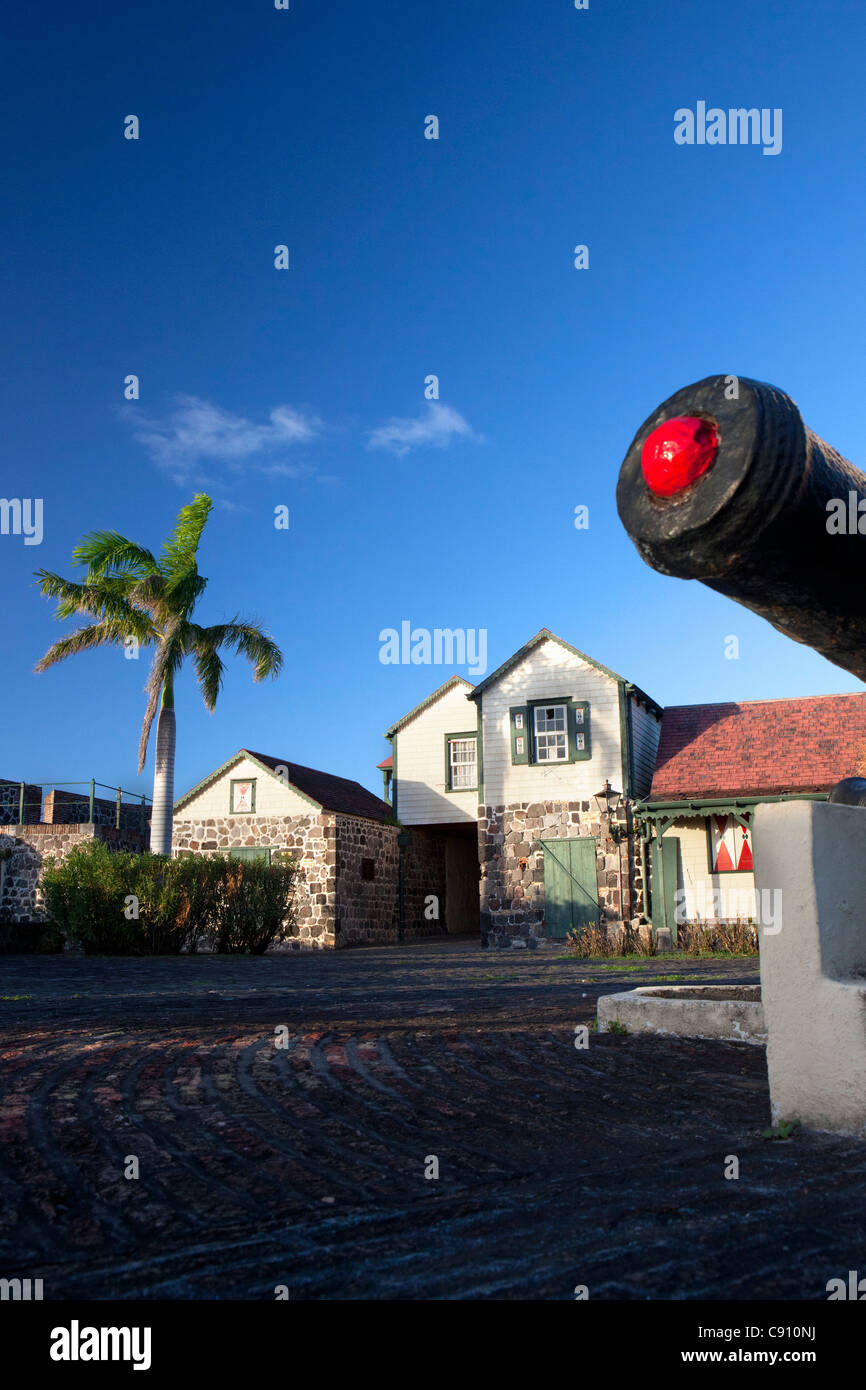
[762, 1120, 801, 1141]
[554, 952, 755, 968]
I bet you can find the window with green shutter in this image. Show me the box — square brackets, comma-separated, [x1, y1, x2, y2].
[513, 698, 592, 765]
[509, 706, 530, 764]
[568, 700, 591, 761]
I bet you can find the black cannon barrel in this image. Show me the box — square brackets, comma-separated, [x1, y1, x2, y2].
[616, 374, 866, 682]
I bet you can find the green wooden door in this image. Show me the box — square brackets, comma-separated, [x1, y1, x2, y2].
[541, 838, 599, 938]
[229, 847, 271, 865]
[651, 836, 679, 943]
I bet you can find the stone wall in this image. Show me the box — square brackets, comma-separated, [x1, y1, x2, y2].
[0, 824, 148, 922]
[173, 812, 452, 950]
[43, 788, 151, 833]
[335, 814, 399, 946]
[0, 781, 42, 825]
[171, 812, 337, 948]
[478, 799, 634, 947]
[1, 810, 455, 950]
[333, 820, 450, 946]
[402, 827, 449, 940]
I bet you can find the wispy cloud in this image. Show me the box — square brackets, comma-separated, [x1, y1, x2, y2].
[368, 403, 482, 456]
[129, 396, 321, 484]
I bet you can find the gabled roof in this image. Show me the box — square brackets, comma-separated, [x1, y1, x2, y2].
[385, 675, 475, 738]
[466, 629, 661, 714]
[175, 749, 392, 822]
[648, 693, 866, 801]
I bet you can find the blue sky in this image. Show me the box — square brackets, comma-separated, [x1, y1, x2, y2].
[3, 0, 866, 803]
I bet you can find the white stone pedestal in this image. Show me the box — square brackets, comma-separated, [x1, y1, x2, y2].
[753, 800, 866, 1136]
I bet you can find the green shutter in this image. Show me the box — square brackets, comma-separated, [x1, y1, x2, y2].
[651, 836, 679, 944]
[568, 700, 591, 761]
[510, 706, 530, 764]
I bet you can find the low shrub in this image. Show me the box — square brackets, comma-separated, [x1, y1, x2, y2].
[41, 840, 133, 954]
[566, 916, 759, 958]
[128, 853, 206, 955]
[677, 918, 759, 955]
[41, 844, 298, 955]
[211, 856, 298, 954]
[172, 853, 224, 953]
[566, 921, 654, 957]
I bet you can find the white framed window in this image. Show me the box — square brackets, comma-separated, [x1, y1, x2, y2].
[534, 704, 568, 761]
[448, 736, 477, 790]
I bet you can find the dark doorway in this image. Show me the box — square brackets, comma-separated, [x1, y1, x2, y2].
[445, 835, 478, 933]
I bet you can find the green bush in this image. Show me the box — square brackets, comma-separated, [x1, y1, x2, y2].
[172, 853, 224, 953]
[41, 840, 133, 954]
[211, 857, 298, 954]
[41, 845, 298, 955]
[127, 853, 204, 955]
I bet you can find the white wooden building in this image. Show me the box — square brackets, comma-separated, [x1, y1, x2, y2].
[385, 629, 662, 945]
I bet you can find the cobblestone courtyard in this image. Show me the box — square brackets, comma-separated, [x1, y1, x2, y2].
[1, 939, 864, 1300]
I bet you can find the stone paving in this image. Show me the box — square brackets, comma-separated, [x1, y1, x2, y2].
[1, 939, 864, 1300]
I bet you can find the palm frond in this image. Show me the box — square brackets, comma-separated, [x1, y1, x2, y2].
[159, 494, 213, 580]
[191, 637, 227, 710]
[34, 621, 133, 672]
[137, 680, 162, 775]
[191, 618, 284, 682]
[37, 570, 130, 613]
[162, 568, 208, 619]
[71, 531, 159, 579]
[128, 571, 168, 618]
[138, 626, 186, 772]
[34, 572, 158, 637]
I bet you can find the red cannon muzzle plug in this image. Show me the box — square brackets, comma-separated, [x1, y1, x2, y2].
[641, 415, 720, 498]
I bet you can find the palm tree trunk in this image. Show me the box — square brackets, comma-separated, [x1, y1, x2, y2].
[150, 682, 176, 854]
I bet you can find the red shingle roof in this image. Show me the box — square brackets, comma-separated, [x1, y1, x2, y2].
[241, 751, 392, 822]
[377, 755, 393, 770]
[649, 694, 866, 801]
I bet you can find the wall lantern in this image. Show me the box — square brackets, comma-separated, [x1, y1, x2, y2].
[594, 780, 626, 843]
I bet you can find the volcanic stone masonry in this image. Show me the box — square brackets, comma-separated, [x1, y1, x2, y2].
[170, 811, 448, 949]
[478, 799, 638, 947]
[334, 813, 399, 946]
[400, 826, 448, 940]
[0, 781, 150, 831]
[43, 789, 150, 833]
[171, 811, 337, 948]
[0, 781, 42, 824]
[0, 823, 148, 922]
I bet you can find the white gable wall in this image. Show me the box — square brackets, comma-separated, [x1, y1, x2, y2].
[480, 640, 623, 805]
[395, 683, 477, 824]
[176, 755, 316, 819]
[631, 697, 662, 798]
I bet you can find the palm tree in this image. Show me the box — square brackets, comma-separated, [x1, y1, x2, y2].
[34, 494, 283, 853]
